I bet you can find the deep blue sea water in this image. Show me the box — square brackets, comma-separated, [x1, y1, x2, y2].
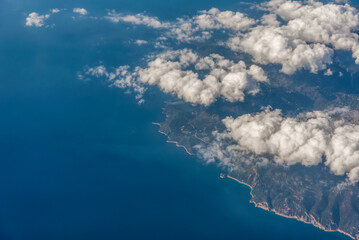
[0, 0, 355, 239]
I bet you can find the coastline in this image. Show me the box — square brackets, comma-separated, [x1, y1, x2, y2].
[152, 122, 193, 155]
[153, 121, 357, 240]
[226, 174, 356, 240]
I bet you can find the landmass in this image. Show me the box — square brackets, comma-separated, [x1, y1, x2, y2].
[155, 99, 359, 240]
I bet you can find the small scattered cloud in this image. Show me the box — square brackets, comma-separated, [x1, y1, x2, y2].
[25, 8, 61, 28]
[324, 68, 333, 76]
[73, 8, 88, 15]
[85, 65, 146, 104]
[25, 12, 50, 27]
[105, 11, 169, 28]
[135, 40, 148, 45]
[51, 8, 60, 14]
[86, 65, 107, 77]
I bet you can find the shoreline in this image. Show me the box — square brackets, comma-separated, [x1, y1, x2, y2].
[226, 174, 356, 240]
[152, 122, 193, 155]
[152, 121, 356, 240]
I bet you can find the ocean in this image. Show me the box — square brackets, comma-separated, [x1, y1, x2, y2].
[0, 0, 353, 239]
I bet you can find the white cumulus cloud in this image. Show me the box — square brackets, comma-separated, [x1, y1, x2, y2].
[227, 0, 359, 74]
[220, 108, 359, 183]
[134, 49, 267, 105]
[135, 40, 148, 45]
[228, 25, 334, 74]
[51, 8, 60, 14]
[73, 8, 88, 15]
[268, 0, 359, 63]
[84, 49, 268, 105]
[169, 8, 255, 42]
[25, 12, 50, 27]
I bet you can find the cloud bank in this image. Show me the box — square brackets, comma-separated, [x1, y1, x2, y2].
[228, 0, 359, 73]
[228, 25, 334, 74]
[219, 108, 359, 183]
[106, 8, 255, 41]
[125, 49, 267, 105]
[105, 0, 359, 74]
[85, 49, 268, 105]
